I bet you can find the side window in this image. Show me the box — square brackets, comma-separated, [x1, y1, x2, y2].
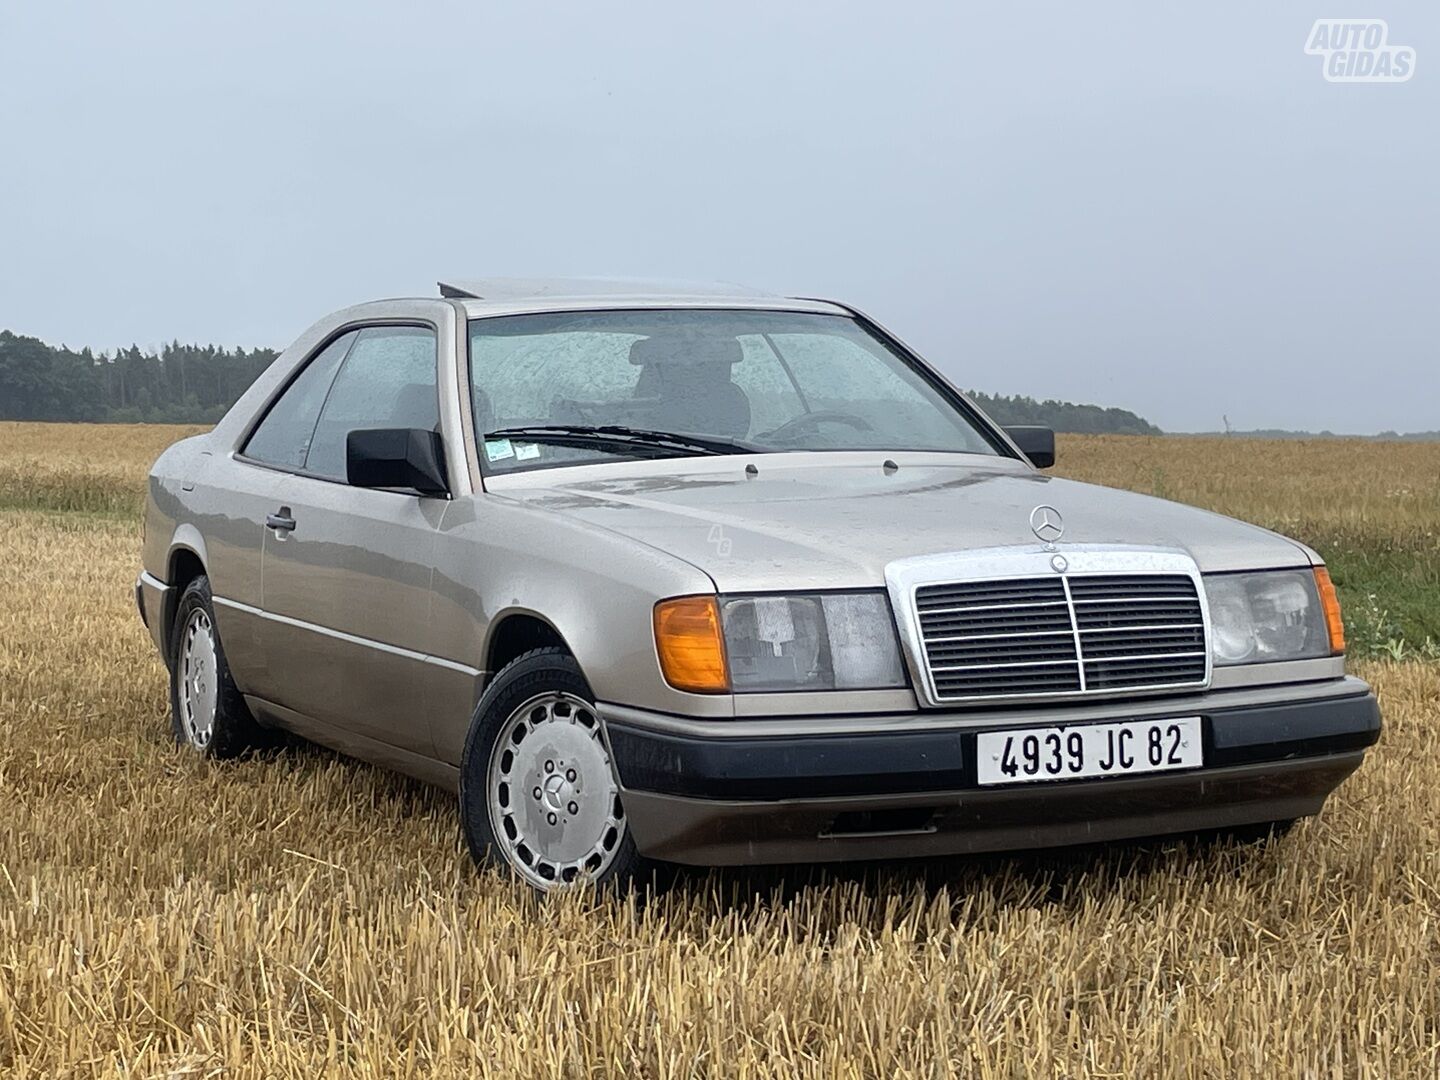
[242, 331, 357, 469]
[304, 326, 439, 481]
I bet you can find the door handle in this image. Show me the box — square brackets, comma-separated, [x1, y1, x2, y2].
[266, 507, 296, 534]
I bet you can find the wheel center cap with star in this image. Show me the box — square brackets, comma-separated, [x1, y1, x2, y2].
[542, 773, 569, 809]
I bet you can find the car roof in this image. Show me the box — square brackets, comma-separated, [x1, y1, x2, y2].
[437, 277, 850, 318]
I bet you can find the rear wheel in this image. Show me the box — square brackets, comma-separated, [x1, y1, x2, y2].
[167, 575, 265, 758]
[459, 648, 655, 892]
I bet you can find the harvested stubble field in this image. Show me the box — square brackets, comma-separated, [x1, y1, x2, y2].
[1, 421, 1437, 1078]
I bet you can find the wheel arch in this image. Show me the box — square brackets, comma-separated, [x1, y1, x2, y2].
[484, 608, 572, 682]
[164, 524, 210, 585]
[161, 527, 211, 663]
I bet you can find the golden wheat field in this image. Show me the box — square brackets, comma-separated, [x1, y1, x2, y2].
[1, 421, 1438, 1078]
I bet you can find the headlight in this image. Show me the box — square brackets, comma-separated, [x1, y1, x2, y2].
[1206, 569, 1340, 665]
[720, 592, 907, 691]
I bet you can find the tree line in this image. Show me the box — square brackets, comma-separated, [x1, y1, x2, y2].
[0, 328, 1163, 434]
[0, 330, 277, 424]
[965, 390, 1160, 436]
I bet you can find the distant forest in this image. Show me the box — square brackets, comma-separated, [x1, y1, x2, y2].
[964, 390, 1159, 436]
[1184, 427, 1440, 442]
[0, 327, 1163, 434]
[0, 330, 276, 424]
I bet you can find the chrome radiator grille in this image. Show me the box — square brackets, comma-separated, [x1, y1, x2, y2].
[915, 573, 1208, 701]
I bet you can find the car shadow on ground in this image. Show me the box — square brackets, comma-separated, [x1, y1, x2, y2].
[263, 734, 1292, 922]
[657, 823, 1292, 921]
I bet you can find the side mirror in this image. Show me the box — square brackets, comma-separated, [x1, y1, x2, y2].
[1004, 425, 1056, 469]
[346, 428, 449, 496]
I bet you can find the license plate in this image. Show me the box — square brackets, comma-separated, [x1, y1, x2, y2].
[976, 717, 1202, 786]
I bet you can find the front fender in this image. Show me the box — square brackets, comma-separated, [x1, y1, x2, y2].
[424, 496, 733, 763]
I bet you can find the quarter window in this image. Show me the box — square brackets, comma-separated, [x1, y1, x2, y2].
[304, 326, 439, 481]
[242, 331, 357, 469]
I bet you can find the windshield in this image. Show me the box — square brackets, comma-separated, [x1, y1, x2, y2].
[467, 309, 1004, 472]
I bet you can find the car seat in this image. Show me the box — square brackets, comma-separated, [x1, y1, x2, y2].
[629, 335, 751, 439]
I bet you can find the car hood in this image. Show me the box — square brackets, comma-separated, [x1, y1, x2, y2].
[486, 452, 1313, 591]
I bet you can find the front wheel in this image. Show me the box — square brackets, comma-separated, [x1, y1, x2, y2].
[458, 648, 654, 892]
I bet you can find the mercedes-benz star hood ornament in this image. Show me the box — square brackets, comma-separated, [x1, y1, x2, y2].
[1030, 504, 1064, 547]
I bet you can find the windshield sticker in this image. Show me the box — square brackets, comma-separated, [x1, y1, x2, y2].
[483, 438, 515, 462]
[514, 442, 541, 461]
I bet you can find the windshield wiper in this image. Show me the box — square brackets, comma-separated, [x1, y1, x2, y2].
[482, 424, 765, 458]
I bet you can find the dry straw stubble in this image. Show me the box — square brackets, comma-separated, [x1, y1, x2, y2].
[0, 423, 1437, 1077]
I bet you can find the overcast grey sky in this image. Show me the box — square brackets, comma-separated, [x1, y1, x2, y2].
[2, 2, 1435, 432]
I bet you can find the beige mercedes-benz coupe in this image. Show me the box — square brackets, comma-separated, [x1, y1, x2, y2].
[136, 278, 1380, 891]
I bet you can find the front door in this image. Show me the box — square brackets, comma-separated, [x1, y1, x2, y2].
[260, 472, 444, 754]
[255, 323, 449, 754]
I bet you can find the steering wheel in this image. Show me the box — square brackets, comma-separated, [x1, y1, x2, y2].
[759, 410, 875, 443]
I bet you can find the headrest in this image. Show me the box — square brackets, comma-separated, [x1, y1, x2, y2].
[628, 334, 743, 367]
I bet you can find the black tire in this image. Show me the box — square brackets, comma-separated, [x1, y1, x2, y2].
[167, 575, 265, 759]
[458, 647, 659, 894]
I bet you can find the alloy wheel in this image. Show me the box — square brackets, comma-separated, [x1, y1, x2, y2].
[486, 691, 626, 888]
[178, 609, 219, 751]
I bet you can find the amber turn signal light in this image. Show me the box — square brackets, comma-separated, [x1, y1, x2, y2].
[1313, 566, 1345, 655]
[654, 596, 730, 693]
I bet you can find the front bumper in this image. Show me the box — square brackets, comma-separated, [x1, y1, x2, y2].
[600, 679, 1381, 866]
